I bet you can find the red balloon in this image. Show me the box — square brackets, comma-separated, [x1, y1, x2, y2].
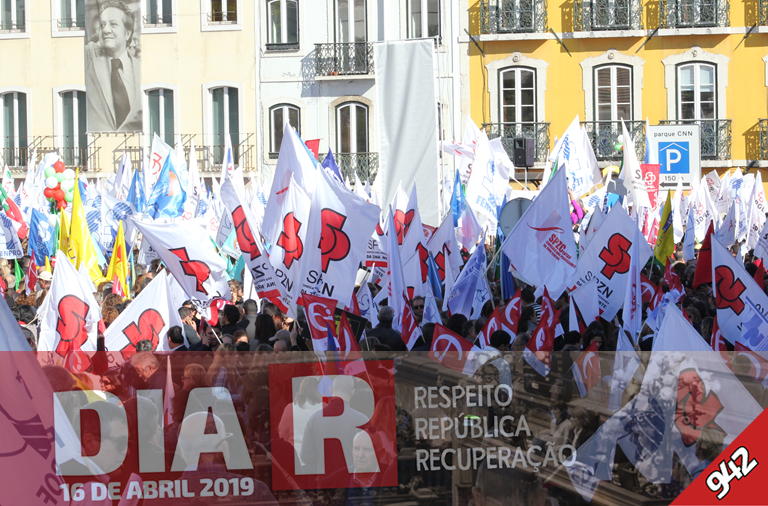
[54, 161, 65, 173]
[43, 188, 54, 198]
[57, 201, 67, 211]
[53, 189, 65, 201]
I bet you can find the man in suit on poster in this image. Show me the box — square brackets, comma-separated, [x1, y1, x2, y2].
[85, 0, 142, 132]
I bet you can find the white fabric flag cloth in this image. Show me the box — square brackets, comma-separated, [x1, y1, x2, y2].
[104, 271, 184, 359]
[37, 251, 101, 355]
[375, 39, 440, 226]
[683, 192, 696, 262]
[446, 233, 488, 318]
[645, 307, 763, 477]
[501, 167, 577, 298]
[132, 219, 232, 307]
[146, 133, 174, 196]
[548, 115, 601, 197]
[400, 185, 429, 298]
[711, 237, 768, 347]
[268, 176, 311, 308]
[456, 199, 483, 252]
[753, 215, 768, 265]
[0, 211, 24, 258]
[464, 132, 500, 228]
[619, 120, 651, 208]
[567, 204, 652, 321]
[671, 178, 686, 243]
[356, 279, 378, 327]
[299, 167, 380, 308]
[715, 200, 738, 247]
[621, 224, 643, 342]
[384, 206, 407, 330]
[704, 169, 722, 211]
[428, 212, 462, 282]
[262, 123, 317, 242]
[182, 139, 203, 220]
[607, 330, 640, 412]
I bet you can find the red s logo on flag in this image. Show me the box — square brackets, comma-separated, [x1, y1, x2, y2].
[715, 266, 746, 315]
[393, 209, 415, 245]
[675, 369, 724, 446]
[55, 295, 90, 355]
[121, 309, 166, 359]
[417, 243, 430, 283]
[232, 206, 261, 261]
[170, 247, 212, 295]
[599, 233, 632, 280]
[277, 212, 304, 269]
[319, 209, 350, 272]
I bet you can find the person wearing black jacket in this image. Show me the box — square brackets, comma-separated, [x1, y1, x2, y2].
[366, 306, 406, 351]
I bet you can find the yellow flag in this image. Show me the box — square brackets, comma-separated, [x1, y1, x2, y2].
[59, 210, 73, 262]
[106, 221, 129, 298]
[45, 256, 52, 274]
[654, 190, 675, 265]
[71, 175, 106, 286]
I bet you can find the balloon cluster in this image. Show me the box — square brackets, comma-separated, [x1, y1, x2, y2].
[43, 161, 76, 210]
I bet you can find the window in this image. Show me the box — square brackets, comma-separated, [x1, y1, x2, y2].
[678, 62, 715, 120]
[1, 0, 25, 31]
[500, 67, 536, 124]
[267, 0, 298, 47]
[409, 0, 439, 38]
[594, 65, 632, 121]
[1, 92, 27, 168]
[211, 0, 237, 22]
[58, 0, 84, 28]
[336, 0, 365, 42]
[60, 91, 87, 167]
[211, 87, 239, 164]
[146, 0, 172, 24]
[269, 104, 300, 156]
[147, 89, 174, 146]
[336, 102, 368, 153]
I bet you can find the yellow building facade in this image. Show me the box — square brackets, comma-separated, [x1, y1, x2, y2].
[466, 0, 768, 188]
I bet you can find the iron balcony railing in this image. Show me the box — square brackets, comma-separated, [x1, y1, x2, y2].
[480, 0, 547, 34]
[207, 10, 237, 23]
[761, 0, 768, 25]
[143, 14, 172, 25]
[318, 152, 379, 182]
[759, 119, 768, 160]
[33, 135, 100, 171]
[0, 20, 24, 32]
[581, 120, 645, 161]
[57, 17, 85, 29]
[482, 122, 550, 163]
[659, 119, 731, 160]
[659, 0, 728, 27]
[181, 133, 254, 172]
[315, 42, 374, 77]
[574, 0, 642, 30]
[1, 136, 31, 169]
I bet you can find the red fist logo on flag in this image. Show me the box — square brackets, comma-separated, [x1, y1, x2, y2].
[232, 206, 261, 261]
[599, 233, 632, 280]
[277, 212, 304, 269]
[121, 309, 166, 359]
[715, 265, 747, 315]
[319, 208, 350, 272]
[170, 247, 212, 295]
[55, 295, 90, 356]
[676, 368, 724, 447]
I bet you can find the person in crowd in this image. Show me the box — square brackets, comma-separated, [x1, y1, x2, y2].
[218, 304, 242, 336]
[99, 369, 129, 405]
[131, 351, 166, 391]
[446, 313, 467, 335]
[520, 288, 540, 321]
[178, 306, 200, 346]
[248, 313, 277, 350]
[411, 296, 425, 323]
[167, 325, 186, 351]
[366, 306, 405, 351]
[208, 343, 243, 405]
[277, 376, 322, 458]
[182, 363, 211, 390]
[238, 298, 259, 341]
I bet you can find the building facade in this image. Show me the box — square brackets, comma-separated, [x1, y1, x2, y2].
[466, 0, 768, 186]
[0, 0, 463, 197]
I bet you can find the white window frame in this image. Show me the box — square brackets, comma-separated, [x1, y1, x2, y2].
[201, 0, 242, 31]
[262, 97, 305, 162]
[203, 81, 244, 167]
[593, 65, 633, 122]
[142, 83, 180, 151]
[499, 67, 537, 125]
[141, 0, 177, 33]
[269, 103, 300, 154]
[676, 62, 716, 121]
[486, 53, 548, 124]
[266, 0, 299, 46]
[328, 95, 375, 155]
[581, 50, 644, 122]
[50, 0, 85, 37]
[0, 0, 29, 39]
[662, 46, 728, 120]
[53, 85, 89, 166]
[335, 102, 369, 153]
[0, 87, 31, 168]
[335, 0, 366, 42]
[407, 0, 440, 39]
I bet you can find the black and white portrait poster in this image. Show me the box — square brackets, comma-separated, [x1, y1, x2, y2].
[84, 0, 142, 132]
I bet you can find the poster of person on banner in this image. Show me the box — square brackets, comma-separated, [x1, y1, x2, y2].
[84, 0, 142, 132]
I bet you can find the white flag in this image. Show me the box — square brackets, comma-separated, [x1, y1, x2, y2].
[104, 271, 184, 358]
[464, 132, 499, 226]
[671, 178, 686, 243]
[607, 330, 640, 411]
[384, 207, 407, 330]
[621, 224, 643, 342]
[400, 186, 429, 298]
[501, 167, 577, 298]
[0, 212, 23, 258]
[619, 120, 651, 208]
[683, 193, 696, 262]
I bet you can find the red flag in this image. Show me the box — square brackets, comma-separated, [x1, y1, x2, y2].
[640, 273, 656, 304]
[400, 295, 422, 350]
[753, 258, 765, 290]
[337, 311, 360, 353]
[734, 342, 768, 384]
[523, 288, 559, 377]
[111, 271, 126, 298]
[571, 340, 601, 397]
[477, 306, 501, 349]
[430, 323, 476, 375]
[301, 293, 339, 351]
[663, 258, 684, 293]
[304, 139, 320, 160]
[63, 339, 91, 374]
[649, 280, 664, 312]
[498, 287, 521, 336]
[692, 222, 715, 288]
[5, 197, 27, 240]
[25, 255, 38, 296]
[711, 316, 731, 366]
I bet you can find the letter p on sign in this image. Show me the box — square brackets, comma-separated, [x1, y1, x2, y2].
[659, 141, 689, 174]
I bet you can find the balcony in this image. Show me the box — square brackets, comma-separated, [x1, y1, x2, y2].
[315, 42, 374, 77]
[761, 0, 768, 25]
[318, 152, 379, 182]
[143, 14, 172, 26]
[480, 0, 547, 34]
[759, 120, 768, 160]
[482, 122, 550, 164]
[581, 121, 644, 161]
[207, 10, 237, 23]
[659, 0, 728, 28]
[1, 137, 31, 170]
[659, 119, 731, 160]
[57, 17, 85, 30]
[29, 135, 100, 171]
[574, 0, 642, 31]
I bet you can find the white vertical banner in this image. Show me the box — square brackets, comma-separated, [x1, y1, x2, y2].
[375, 39, 440, 226]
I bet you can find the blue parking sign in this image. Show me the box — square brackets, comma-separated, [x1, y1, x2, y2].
[659, 141, 689, 174]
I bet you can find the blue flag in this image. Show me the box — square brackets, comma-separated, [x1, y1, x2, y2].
[321, 148, 344, 183]
[127, 165, 146, 213]
[450, 170, 464, 227]
[146, 152, 187, 219]
[426, 252, 443, 298]
[28, 209, 55, 266]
